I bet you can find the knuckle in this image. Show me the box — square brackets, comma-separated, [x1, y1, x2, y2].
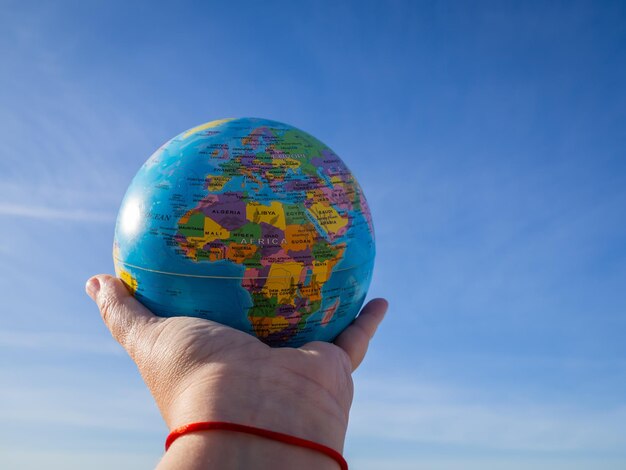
[98, 294, 117, 329]
[98, 294, 129, 347]
[353, 321, 372, 341]
[337, 347, 354, 373]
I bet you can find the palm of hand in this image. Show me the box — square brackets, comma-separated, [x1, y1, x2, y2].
[140, 316, 353, 427]
[89, 275, 387, 448]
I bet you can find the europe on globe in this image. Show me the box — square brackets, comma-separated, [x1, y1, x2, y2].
[113, 117, 375, 347]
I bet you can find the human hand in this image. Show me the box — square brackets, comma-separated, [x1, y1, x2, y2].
[85, 274, 387, 469]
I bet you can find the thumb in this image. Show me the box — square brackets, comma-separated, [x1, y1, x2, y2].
[334, 298, 388, 371]
[85, 274, 160, 356]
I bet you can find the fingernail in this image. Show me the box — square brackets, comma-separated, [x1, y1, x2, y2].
[85, 277, 100, 301]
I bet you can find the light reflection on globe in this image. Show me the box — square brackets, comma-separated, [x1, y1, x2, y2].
[113, 117, 375, 347]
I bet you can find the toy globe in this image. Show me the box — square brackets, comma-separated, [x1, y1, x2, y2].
[113, 117, 375, 347]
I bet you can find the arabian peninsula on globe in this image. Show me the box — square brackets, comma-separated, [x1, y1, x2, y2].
[113, 117, 375, 347]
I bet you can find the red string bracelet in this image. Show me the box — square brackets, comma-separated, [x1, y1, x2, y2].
[165, 421, 348, 470]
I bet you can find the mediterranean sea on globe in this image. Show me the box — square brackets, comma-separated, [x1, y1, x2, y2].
[113, 117, 375, 347]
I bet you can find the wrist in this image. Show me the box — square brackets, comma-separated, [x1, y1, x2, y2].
[158, 430, 342, 470]
[161, 364, 349, 452]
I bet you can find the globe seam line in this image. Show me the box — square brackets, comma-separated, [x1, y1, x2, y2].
[113, 257, 374, 280]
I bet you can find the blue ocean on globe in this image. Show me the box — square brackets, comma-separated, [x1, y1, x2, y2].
[113, 117, 375, 347]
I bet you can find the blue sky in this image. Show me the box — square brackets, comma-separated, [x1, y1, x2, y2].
[1, 1, 625, 468]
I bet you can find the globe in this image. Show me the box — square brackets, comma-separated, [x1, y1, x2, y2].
[113, 117, 375, 347]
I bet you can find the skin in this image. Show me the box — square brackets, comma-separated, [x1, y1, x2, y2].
[86, 274, 388, 469]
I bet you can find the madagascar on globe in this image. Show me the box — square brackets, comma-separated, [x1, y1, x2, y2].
[113, 117, 375, 347]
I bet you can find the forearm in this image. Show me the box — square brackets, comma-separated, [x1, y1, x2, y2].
[157, 431, 342, 470]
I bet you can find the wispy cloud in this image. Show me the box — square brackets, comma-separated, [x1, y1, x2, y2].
[347, 457, 626, 470]
[349, 375, 626, 453]
[0, 350, 163, 436]
[0, 202, 115, 222]
[1, 450, 159, 470]
[0, 382, 159, 433]
[0, 330, 123, 355]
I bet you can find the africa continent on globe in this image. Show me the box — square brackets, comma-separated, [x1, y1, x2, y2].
[113, 117, 375, 347]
